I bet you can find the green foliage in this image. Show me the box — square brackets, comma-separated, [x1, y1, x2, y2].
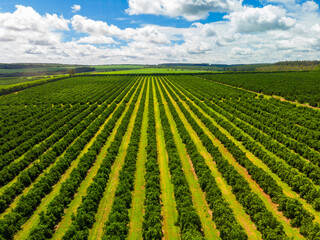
[154, 80, 204, 239]
[1, 74, 320, 240]
[142, 79, 163, 239]
[0, 76, 137, 239]
[160, 78, 248, 239]
[0, 75, 70, 96]
[168, 75, 320, 239]
[60, 79, 143, 239]
[202, 72, 320, 107]
[102, 80, 147, 239]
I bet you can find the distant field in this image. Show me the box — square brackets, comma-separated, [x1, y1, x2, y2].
[0, 75, 69, 96]
[0, 65, 208, 77]
[1, 74, 319, 240]
[95, 67, 208, 74]
[0, 67, 71, 74]
[0, 76, 50, 85]
[92, 65, 145, 72]
[0, 65, 144, 74]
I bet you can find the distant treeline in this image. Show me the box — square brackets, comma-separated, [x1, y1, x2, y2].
[156, 63, 272, 71]
[257, 61, 320, 71]
[73, 67, 95, 73]
[0, 61, 319, 76]
[275, 60, 320, 66]
[157, 61, 320, 72]
[0, 67, 95, 77]
[0, 63, 73, 69]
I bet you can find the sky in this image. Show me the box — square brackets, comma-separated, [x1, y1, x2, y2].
[0, 0, 319, 65]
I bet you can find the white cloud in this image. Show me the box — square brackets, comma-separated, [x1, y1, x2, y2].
[0, 5, 69, 32]
[125, 26, 170, 44]
[0, 3, 319, 65]
[71, 15, 170, 44]
[225, 5, 296, 32]
[0, 5, 70, 62]
[44, 13, 70, 31]
[71, 4, 81, 13]
[301, 1, 319, 12]
[25, 46, 46, 55]
[0, 28, 15, 41]
[277, 36, 318, 51]
[311, 24, 320, 33]
[231, 47, 253, 55]
[71, 15, 121, 36]
[77, 35, 116, 44]
[115, 17, 127, 21]
[192, 22, 217, 37]
[126, 0, 243, 21]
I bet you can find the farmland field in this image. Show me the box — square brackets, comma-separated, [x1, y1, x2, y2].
[0, 76, 48, 86]
[1, 74, 320, 240]
[92, 68, 208, 74]
[0, 67, 71, 74]
[92, 65, 145, 72]
[201, 72, 320, 107]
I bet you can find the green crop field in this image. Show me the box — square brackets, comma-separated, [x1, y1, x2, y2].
[202, 72, 320, 107]
[94, 67, 209, 74]
[0, 67, 71, 74]
[0, 73, 320, 240]
[0, 76, 47, 85]
[92, 65, 145, 72]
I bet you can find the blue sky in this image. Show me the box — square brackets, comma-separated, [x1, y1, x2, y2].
[0, 0, 263, 29]
[0, 0, 319, 64]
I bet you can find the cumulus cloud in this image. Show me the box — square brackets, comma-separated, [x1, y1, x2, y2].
[0, 5, 69, 32]
[77, 35, 116, 44]
[126, 0, 243, 21]
[0, 5, 71, 62]
[71, 4, 81, 13]
[192, 22, 215, 37]
[277, 36, 318, 51]
[301, 1, 319, 12]
[25, 46, 46, 55]
[0, 28, 15, 41]
[231, 47, 253, 55]
[124, 26, 170, 44]
[71, 15, 170, 44]
[0, 3, 320, 65]
[225, 5, 296, 32]
[71, 15, 121, 36]
[0, 4, 69, 59]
